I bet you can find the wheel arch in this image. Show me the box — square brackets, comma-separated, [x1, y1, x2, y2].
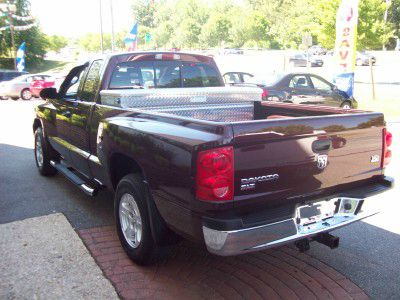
[108, 152, 147, 190]
[109, 152, 177, 246]
[33, 118, 42, 133]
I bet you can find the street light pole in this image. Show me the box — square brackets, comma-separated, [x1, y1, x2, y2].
[383, 0, 391, 50]
[110, 0, 115, 52]
[99, 0, 104, 53]
[6, 1, 16, 70]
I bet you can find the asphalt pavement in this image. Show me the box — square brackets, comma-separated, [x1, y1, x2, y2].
[0, 99, 399, 299]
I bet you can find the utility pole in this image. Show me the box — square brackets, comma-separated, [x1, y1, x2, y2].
[99, 0, 104, 53]
[383, 0, 391, 50]
[6, 1, 16, 70]
[110, 0, 115, 52]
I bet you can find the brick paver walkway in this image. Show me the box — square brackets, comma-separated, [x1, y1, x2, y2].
[78, 226, 369, 300]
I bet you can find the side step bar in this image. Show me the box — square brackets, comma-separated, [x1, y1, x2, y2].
[50, 160, 98, 196]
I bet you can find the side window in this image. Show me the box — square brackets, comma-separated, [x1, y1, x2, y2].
[223, 73, 241, 84]
[310, 76, 332, 91]
[80, 60, 103, 101]
[288, 75, 311, 89]
[242, 73, 254, 83]
[60, 66, 88, 99]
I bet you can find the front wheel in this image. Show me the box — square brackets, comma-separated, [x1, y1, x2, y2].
[34, 127, 57, 176]
[21, 88, 32, 100]
[115, 174, 169, 265]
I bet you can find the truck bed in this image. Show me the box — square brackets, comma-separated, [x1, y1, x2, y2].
[100, 87, 384, 211]
[100, 87, 366, 123]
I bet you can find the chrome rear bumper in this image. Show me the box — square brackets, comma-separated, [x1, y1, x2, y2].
[203, 197, 377, 256]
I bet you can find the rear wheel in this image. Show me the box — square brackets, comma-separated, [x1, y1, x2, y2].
[341, 101, 352, 109]
[34, 127, 57, 176]
[21, 88, 32, 100]
[115, 174, 172, 265]
[0, 96, 8, 100]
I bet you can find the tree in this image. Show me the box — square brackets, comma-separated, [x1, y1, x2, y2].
[310, 0, 394, 50]
[357, 0, 394, 49]
[46, 35, 68, 52]
[0, 0, 48, 68]
[387, 0, 400, 49]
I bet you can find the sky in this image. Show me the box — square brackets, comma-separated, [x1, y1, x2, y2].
[30, 0, 134, 38]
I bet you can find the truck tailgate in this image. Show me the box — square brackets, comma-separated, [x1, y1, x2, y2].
[232, 112, 384, 208]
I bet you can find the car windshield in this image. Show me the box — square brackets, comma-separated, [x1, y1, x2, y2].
[247, 73, 285, 86]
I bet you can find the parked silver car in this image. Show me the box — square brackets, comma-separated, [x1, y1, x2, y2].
[0, 74, 51, 100]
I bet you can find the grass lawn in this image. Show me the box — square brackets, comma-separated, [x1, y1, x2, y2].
[354, 83, 400, 122]
[358, 98, 400, 122]
[26, 60, 75, 74]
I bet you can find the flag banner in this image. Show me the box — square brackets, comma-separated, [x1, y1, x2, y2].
[16, 42, 26, 72]
[333, 0, 359, 97]
[11, 14, 34, 21]
[124, 22, 138, 51]
[0, 25, 10, 32]
[13, 22, 37, 31]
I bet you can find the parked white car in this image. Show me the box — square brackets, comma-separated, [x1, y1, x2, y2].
[0, 74, 51, 100]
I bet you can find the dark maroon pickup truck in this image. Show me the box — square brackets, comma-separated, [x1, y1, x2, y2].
[33, 52, 393, 264]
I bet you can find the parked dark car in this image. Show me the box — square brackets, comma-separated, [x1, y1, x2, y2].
[356, 51, 376, 66]
[33, 52, 392, 265]
[224, 72, 357, 109]
[289, 53, 324, 67]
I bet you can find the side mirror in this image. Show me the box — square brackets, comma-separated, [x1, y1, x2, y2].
[40, 87, 58, 99]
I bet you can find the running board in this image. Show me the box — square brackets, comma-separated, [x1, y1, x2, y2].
[50, 160, 98, 196]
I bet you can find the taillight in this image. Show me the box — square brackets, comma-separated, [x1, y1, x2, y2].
[196, 146, 234, 201]
[261, 89, 269, 100]
[382, 128, 392, 168]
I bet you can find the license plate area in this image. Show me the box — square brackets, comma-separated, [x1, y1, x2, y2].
[296, 199, 338, 226]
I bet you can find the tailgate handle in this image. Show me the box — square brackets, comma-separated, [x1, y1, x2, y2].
[312, 139, 332, 152]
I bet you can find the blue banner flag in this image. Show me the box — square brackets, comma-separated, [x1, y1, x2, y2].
[16, 42, 26, 72]
[124, 22, 138, 51]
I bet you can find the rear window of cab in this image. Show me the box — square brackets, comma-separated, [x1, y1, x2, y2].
[109, 60, 221, 89]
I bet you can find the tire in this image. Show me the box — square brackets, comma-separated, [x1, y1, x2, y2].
[21, 88, 32, 100]
[341, 101, 352, 109]
[115, 174, 170, 265]
[34, 127, 57, 176]
[11, 97, 19, 101]
[0, 96, 8, 100]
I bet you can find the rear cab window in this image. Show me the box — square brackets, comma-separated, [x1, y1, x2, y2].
[109, 60, 221, 89]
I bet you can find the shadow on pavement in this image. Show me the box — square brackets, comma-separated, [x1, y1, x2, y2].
[0, 143, 114, 229]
